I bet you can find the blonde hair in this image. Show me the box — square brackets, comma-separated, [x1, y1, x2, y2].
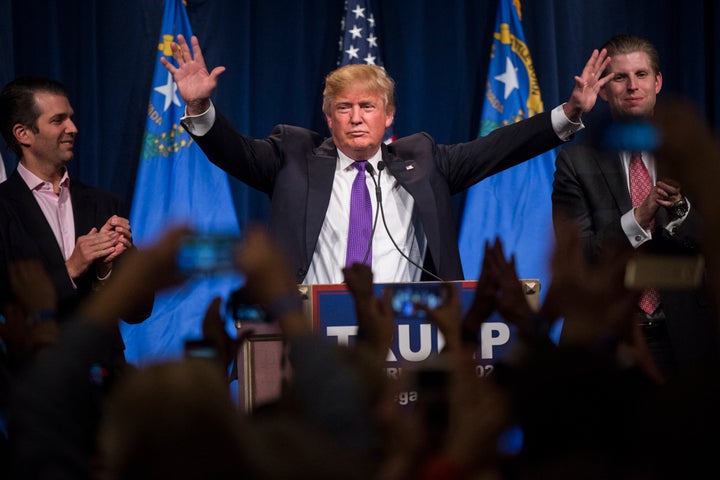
[322, 64, 396, 116]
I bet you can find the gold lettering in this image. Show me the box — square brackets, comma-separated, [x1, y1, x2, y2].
[147, 104, 163, 127]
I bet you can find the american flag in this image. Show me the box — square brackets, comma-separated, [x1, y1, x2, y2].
[338, 0, 395, 143]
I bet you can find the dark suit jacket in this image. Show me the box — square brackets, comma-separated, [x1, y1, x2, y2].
[552, 144, 720, 372]
[0, 169, 153, 361]
[191, 110, 562, 282]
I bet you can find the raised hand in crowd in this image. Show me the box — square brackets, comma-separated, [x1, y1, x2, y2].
[233, 225, 307, 338]
[543, 215, 663, 382]
[0, 259, 59, 364]
[458, 240, 497, 351]
[457, 238, 537, 352]
[416, 282, 463, 353]
[200, 296, 254, 374]
[342, 263, 395, 361]
[415, 351, 511, 480]
[482, 238, 536, 334]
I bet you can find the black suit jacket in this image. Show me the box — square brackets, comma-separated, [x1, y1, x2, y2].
[0, 169, 153, 361]
[552, 144, 720, 372]
[192, 110, 562, 282]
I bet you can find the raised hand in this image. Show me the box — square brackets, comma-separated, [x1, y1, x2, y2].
[418, 282, 463, 352]
[160, 34, 226, 115]
[343, 263, 395, 359]
[484, 238, 534, 331]
[234, 226, 307, 338]
[564, 48, 612, 121]
[461, 241, 497, 346]
[201, 296, 254, 371]
[1, 260, 60, 359]
[543, 215, 637, 345]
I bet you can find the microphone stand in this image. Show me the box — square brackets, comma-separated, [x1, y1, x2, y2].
[368, 161, 444, 282]
[361, 162, 381, 265]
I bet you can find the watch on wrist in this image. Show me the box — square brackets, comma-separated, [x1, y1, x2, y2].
[670, 197, 689, 218]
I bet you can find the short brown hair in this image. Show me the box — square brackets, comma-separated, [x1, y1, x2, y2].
[601, 34, 661, 76]
[0, 77, 69, 156]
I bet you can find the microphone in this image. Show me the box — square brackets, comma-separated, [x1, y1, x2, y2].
[370, 161, 444, 282]
[369, 162, 382, 201]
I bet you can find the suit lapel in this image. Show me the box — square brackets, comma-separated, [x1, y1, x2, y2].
[4, 171, 65, 260]
[70, 180, 94, 238]
[596, 151, 632, 213]
[306, 140, 338, 261]
[382, 147, 442, 274]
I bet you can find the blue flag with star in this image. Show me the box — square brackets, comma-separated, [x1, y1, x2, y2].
[459, 0, 556, 306]
[338, 0, 395, 143]
[123, 0, 241, 365]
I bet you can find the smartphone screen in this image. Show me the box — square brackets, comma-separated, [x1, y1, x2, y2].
[600, 119, 659, 153]
[231, 304, 267, 323]
[226, 286, 268, 326]
[624, 254, 704, 290]
[176, 234, 241, 275]
[390, 284, 443, 318]
[183, 339, 219, 360]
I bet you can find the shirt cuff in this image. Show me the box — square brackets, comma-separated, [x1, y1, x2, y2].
[621, 209, 651, 247]
[180, 101, 215, 136]
[551, 103, 584, 141]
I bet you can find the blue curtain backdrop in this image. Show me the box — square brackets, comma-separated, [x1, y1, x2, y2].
[1, 0, 718, 361]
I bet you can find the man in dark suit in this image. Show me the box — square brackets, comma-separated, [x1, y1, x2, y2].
[0, 76, 152, 366]
[162, 34, 610, 285]
[552, 34, 719, 378]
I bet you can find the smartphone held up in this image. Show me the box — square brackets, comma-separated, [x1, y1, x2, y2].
[176, 233, 242, 276]
[390, 283, 443, 319]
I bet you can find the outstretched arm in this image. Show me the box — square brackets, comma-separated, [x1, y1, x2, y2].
[160, 34, 226, 115]
[563, 48, 612, 122]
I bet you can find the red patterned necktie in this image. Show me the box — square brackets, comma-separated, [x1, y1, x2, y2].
[629, 152, 661, 315]
[346, 161, 372, 267]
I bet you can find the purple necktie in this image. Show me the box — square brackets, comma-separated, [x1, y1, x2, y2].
[346, 161, 372, 267]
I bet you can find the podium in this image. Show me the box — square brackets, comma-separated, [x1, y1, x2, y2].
[236, 279, 540, 412]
